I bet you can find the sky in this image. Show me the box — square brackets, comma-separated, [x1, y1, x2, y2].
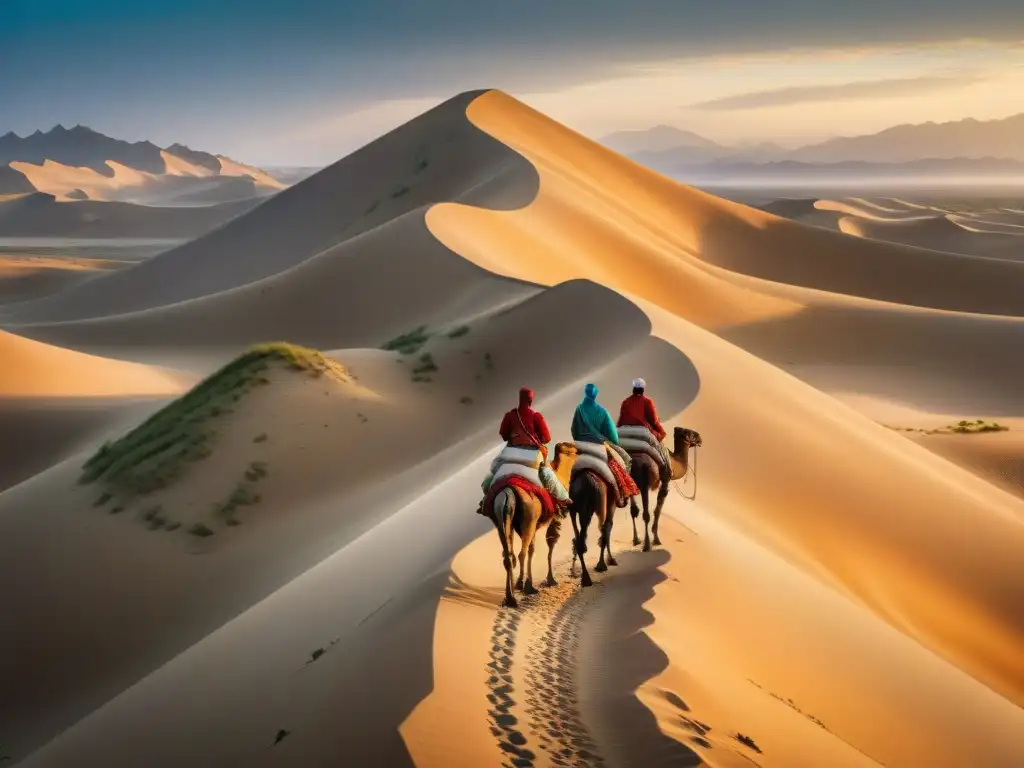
[2, 1, 1024, 165]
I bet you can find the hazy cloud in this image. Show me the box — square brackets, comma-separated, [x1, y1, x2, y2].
[685, 73, 985, 110]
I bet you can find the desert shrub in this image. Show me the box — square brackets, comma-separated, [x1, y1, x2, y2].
[381, 326, 431, 355]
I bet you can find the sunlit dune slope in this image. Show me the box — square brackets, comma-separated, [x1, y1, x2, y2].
[840, 214, 1024, 260]
[0, 328, 184, 397]
[428, 91, 1024, 318]
[423, 90, 1024, 707]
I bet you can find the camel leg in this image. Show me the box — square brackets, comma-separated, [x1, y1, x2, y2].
[652, 485, 669, 547]
[594, 499, 609, 573]
[630, 496, 641, 547]
[543, 516, 560, 587]
[570, 505, 593, 588]
[605, 492, 619, 568]
[517, 515, 539, 594]
[525, 540, 540, 595]
[493, 491, 518, 609]
[642, 483, 653, 552]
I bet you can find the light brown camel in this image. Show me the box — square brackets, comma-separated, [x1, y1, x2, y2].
[489, 442, 578, 608]
[628, 426, 702, 551]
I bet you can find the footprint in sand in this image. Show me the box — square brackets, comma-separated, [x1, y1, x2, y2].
[485, 563, 610, 768]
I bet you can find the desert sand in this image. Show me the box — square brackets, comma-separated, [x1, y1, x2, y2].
[2, 89, 1023, 768]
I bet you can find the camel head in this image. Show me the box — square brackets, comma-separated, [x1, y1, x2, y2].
[550, 442, 579, 489]
[672, 426, 703, 458]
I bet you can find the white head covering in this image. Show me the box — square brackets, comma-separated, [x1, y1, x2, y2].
[632, 378, 646, 390]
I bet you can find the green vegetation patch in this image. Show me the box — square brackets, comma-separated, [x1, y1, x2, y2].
[446, 325, 470, 339]
[949, 419, 1009, 434]
[381, 325, 432, 355]
[884, 418, 1010, 435]
[79, 343, 347, 502]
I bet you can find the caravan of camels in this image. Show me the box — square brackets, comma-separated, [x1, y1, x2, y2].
[477, 379, 703, 608]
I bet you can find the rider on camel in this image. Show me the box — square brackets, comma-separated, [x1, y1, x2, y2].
[478, 387, 569, 515]
[617, 377, 673, 483]
[499, 387, 551, 461]
[571, 383, 638, 507]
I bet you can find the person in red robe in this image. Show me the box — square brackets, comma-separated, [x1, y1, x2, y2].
[617, 378, 672, 481]
[477, 387, 564, 517]
[499, 386, 551, 460]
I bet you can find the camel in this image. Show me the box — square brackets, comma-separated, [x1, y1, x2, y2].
[628, 426, 703, 552]
[566, 465, 618, 590]
[490, 442, 578, 608]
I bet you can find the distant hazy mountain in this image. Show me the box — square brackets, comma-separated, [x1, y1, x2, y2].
[0, 125, 285, 204]
[0, 125, 167, 175]
[788, 113, 1024, 163]
[600, 125, 724, 156]
[609, 113, 1024, 177]
[639, 156, 1024, 187]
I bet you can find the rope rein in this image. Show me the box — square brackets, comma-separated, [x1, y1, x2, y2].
[672, 444, 698, 502]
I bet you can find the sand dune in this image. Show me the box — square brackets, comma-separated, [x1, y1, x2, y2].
[0, 328, 185, 397]
[0, 191, 260, 239]
[839, 214, 1024, 260]
[0, 255, 121, 304]
[8, 150, 283, 205]
[215, 155, 287, 190]
[4, 89, 1024, 768]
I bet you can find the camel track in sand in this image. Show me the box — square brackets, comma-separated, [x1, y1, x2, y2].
[484, 553, 611, 768]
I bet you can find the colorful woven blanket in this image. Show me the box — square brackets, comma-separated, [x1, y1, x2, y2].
[485, 475, 556, 519]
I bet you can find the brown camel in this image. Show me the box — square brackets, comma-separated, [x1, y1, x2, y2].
[628, 425, 702, 551]
[489, 442, 578, 608]
[567, 465, 619, 590]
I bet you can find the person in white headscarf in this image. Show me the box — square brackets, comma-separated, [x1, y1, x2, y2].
[617, 378, 672, 477]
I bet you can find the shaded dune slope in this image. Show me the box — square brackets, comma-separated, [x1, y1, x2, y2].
[0, 191, 260, 239]
[11, 210, 540, 356]
[0, 280, 693, 761]
[4, 90, 538, 325]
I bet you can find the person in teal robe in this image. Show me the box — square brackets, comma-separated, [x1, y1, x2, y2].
[571, 383, 620, 445]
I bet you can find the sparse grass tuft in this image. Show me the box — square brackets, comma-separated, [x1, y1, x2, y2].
[391, 185, 410, 199]
[365, 199, 379, 215]
[735, 734, 762, 753]
[884, 418, 1010, 436]
[950, 419, 1009, 434]
[483, 352, 494, 371]
[253, 433, 268, 443]
[79, 343, 347, 511]
[310, 648, 325, 662]
[245, 461, 269, 482]
[93, 492, 112, 507]
[412, 353, 438, 375]
[273, 729, 291, 746]
[381, 326, 431, 355]
[415, 158, 429, 173]
[164, 521, 181, 532]
[110, 505, 125, 515]
[446, 325, 470, 339]
[190, 523, 214, 538]
[460, 396, 473, 405]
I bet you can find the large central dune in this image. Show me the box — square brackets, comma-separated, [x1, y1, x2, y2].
[3, 89, 1024, 768]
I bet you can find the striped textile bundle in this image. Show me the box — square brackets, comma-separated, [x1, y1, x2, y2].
[617, 425, 659, 447]
[620, 437, 662, 466]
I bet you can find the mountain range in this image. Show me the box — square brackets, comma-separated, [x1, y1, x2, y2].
[602, 113, 1024, 180]
[0, 125, 285, 204]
